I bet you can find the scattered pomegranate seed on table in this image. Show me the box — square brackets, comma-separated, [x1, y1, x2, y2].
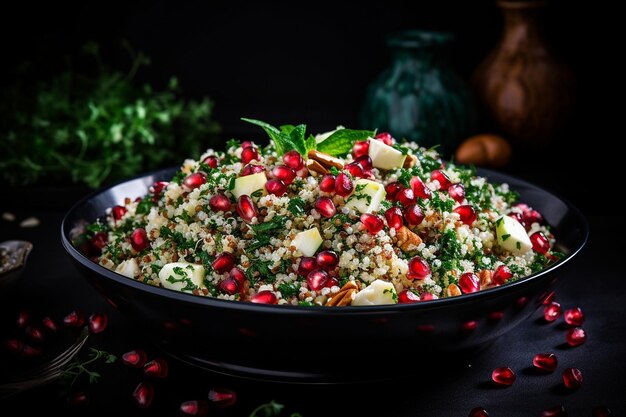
[21, 344, 43, 357]
[41, 316, 59, 332]
[67, 391, 90, 407]
[88, 313, 108, 334]
[468, 407, 489, 417]
[533, 353, 558, 372]
[543, 302, 562, 322]
[562, 367, 583, 390]
[133, 381, 154, 408]
[4, 338, 23, 354]
[143, 358, 170, 378]
[491, 367, 516, 386]
[540, 405, 567, 417]
[566, 327, 587, 346]
[63, 309, 86, 327]
[207, 388, 237, 408]
[24, 326, 45, 343]
[16, 309, 30, 328]
[122, 349, 148, 368]
[180, 400, 209, 416]
[564, 307, 585, 326]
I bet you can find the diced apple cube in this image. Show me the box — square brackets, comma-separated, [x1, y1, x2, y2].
[345, 179, 386, 213]
[496, 215, 532, 254]
[352, 279, 398, 306]
[368, 138, 406, 170]
[158, 262, 206, 292]
[115, 258, 139, 278]
[232, 172, 267, 199]
[292, 227, 323, 257]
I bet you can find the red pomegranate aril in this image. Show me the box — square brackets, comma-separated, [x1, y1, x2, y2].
[144, 358, 169, 378]
[462, 320, 478, 331]
[562, 368, 583, 390]
[315, 197, 336, 218]
[16, 310, 30, 328]
[325, 276, 340, 288]
[410, 177, 432, 200]
[454, 205, 477, 226]
[63, 310, 85, 327]
[91, 231, 108, 252]
[21, 344, 43, 357]
[241, 163, 265, 176]
[4, 338, 23, 354]
[131, 228, 149, 252]
[236, 195, 258, 222]
[122, 349, 148, 368]
[492, 265, 513, 286]
[298, 257, 317, 276]
[112, 205, 127, 220]
[353, 155, 373, 170]
[396, 188, 416, 206]
[150, 181, 169, 196]
[202, 155, 219, 169]
[431, 170, 451, 189]
[447, 183, 465, 202]
[566, 327, 587, 346]
[250, 290, 277, 304]
[564, 307, 585, 326]
[407, 257, 431, 280]
[385, 207, 404, 230]
[533, 353, 558, 372]
[219, 278, 240, 295]
[523, 209, 543, 227]
[282, 150, 304, 170]
[180, 400, 209, 417]
[212, 252, 235, 274]
[468, 407, 489, 417]
[241, 146, 259, 164]
[241, 141, 254, 149]
[404, 204, 424, 226]
[272, 165, 296, 185]
[352, 140, 369, 158]
[344, 162, 365, 178]
[316, 251, 339, 270]
[335, 173, 354, 197]
[593, 406, 613, 417]
[420, 293, 435, 301]
[385, 182, 404, 200]
[265, 179, 287, 196]
[398, 289, 420, 303]
[183, 172, 207, 190]
[133, 382, 154, 408]
[541, 405, 567, 417]
[459, 272, 480, 294]
[319, 175, 336, 192]
[360, 213, 385, 234]
[24, 326, 44, 343]
[491, 366, 516, 386]
[67, 391, 90, 407]
[207, 388, 237, 408]
[229, 268, 246, 285]
[543, 301, 562, 322]
[209, 194, 231, 212]
[307, 269, 329, 291]
[375, 132, 393, 145]
[530, 231, 551, 254]
[88, 313, 108, 334]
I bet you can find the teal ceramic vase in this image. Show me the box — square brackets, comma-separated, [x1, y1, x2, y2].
[360, 30, 475, 156]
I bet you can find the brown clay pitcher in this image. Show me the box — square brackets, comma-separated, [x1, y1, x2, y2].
[473, 0, 574, 150]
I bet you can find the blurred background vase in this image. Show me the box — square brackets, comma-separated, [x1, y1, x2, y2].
[360, 30, 475, 156]
[473, 0, 575, 151]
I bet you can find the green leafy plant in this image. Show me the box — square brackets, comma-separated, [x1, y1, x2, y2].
[0, 42, 220, 188]
[59, 347, 117, 392]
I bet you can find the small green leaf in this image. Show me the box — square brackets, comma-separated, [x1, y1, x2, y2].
[316, 129, 373, 157]
[241, 118, 304, 156]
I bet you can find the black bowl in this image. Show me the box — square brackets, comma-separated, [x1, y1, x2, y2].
[61, 167, 588, 383]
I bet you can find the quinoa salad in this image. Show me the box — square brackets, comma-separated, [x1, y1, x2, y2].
[74, 119, 562, 306]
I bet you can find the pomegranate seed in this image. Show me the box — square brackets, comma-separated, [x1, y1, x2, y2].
[492, 265, 513, 286]
[407, 257, 431, 280]
[566, 327, 587, 346]
[385, 182, 404, 201]
[112, 205, 127, 220]
[420, 293, 435, 301]
[352, 141, 369, 158]
[298, 257, 317, 276]
[63, 310, 85, 327]
[296, 166, 309, 178]
[229, 268, 246, 285]
[488, 311, 504, 321]
[404, 204, 424, 226]
[133, 382, 154, 408]
[319, 175, 336, 192]
[533, 353, 558, 372]
[353, 155, 373, 170]
[150, 181, 169, 197]
[562, 367, 583, 390]
[91, 231, 108, 253]
[491, 366, 516, 386]
[410, 177, 432, 200]
[88, 313, 108, 334]
[4, 338, 23, 354]
[530, 231, 551, 254]
[360, 213, 385, 234]
[325, 276, 340, 288]
[459, 272, 480, 294]
[314, 197, 336, 218]
[384, 207, 404, 230]
[21, 344, 43, 357]
[523, 209, 543, 227]
[219, 278, 240, 295]
[541, 405, 567, 417]
[344, 162, 365, 178]
[265, 179, 287, 196]
[180, 400, 209, 417]
[593, 406, 613, 417]
[241, 141, 254, 149]
[212, 252, 236, 274]
[282, 150, 304, 170]
[447, 183, 465, 202]
[395, 188, 415, 206]
[236, 195, 258, 222]
[25, 326, 45, 343]
[122, 349, 148, 368]
[307, 269, 329, 291]
[202, 155, 219, 169]
[374, 132, 393, 145]
[67, 391, 90, 407]
[144, 358, 169, 378]
[454, 205, 477, 225]
[543, 302, 562, 322]
[241, 147, 259, 164]
[130, 228, 149, 252]
[16, 309, 30, 328]
[272, 165, 296, 185]
[462, 320, 478, 331]
[40, 316, 59, 332]
[335, 173, 354, 197]
[209, 194, 231, 212]
[207, 387, 237, 408]
[397, 289, 420, 303]
[542, 291, 556, 304]
[250, 290, 277, 304]
[430, 170, 451, 189]
[316, 251, 339, 270]
[468, 407, 489, 417]
[564, 307, 585, 326]
[241, 163, 265, 176]
[183, 172, 207, 190]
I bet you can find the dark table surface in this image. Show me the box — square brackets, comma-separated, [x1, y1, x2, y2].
[1, 206, 624, 416]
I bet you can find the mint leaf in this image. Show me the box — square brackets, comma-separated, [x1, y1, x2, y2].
[316, 129, 373, 157]
[288, 124, 307, 155]
[242, 118, 308, 156]
[305, 134, 317, 154]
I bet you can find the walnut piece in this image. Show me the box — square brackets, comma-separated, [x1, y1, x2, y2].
[306, 159, 329, 175]
[403, 154, 417, 168]
[325, 281, 359, 306]
[395, 226, 423, 252]
[308, 150, 344, 170]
